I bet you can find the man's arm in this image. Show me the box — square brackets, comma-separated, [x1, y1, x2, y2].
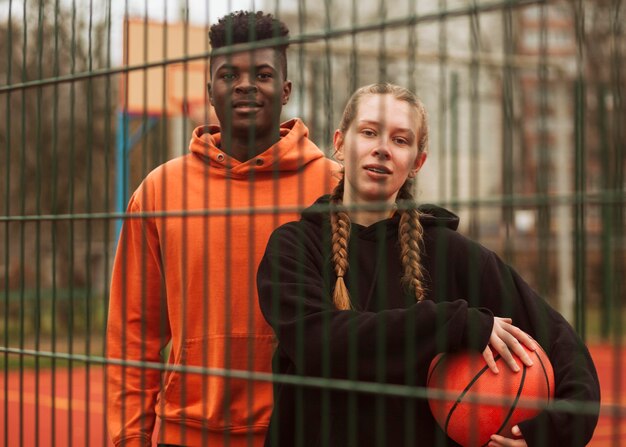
[106, 192, 171, 447]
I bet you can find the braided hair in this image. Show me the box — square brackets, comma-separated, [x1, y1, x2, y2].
[330, 83, 429, 310]
[397, 182, 428, 301]
[330, 179, 353, 310]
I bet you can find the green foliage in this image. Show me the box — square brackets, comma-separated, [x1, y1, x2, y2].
[2, 288, 108, 341]
[1, 1, 116, 293]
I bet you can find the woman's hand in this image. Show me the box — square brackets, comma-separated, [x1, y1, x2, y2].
[483, 317, 537, 373]
[488, 425, 528, 446]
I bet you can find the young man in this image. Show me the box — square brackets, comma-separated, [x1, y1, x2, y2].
[106, 11, 339, 447]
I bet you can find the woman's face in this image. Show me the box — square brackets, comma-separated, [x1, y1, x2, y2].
[335, 94, 427, 207]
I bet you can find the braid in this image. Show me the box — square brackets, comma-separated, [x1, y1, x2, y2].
[397, 182, 427, 302]
[332, 83, 430, 307]
[330, 179, 353, 310]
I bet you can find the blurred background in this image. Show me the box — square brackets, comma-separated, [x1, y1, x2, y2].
[0, 0, 624, 445]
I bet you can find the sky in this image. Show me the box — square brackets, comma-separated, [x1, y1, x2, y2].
[110, 0, 264, 62]
[115, 0, 263, 26]
[0, 0, 262, 23]
[0, 0, 263, 63]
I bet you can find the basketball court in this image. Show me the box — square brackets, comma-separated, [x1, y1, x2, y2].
[0, 343, 623, 446]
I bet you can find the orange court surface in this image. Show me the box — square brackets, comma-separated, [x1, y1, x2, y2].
[0, 343, 624, 446]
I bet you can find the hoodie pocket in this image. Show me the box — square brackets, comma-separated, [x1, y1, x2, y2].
[160, 334, 275, 431]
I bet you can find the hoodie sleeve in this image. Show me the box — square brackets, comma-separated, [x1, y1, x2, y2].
[478, 251, 600, 447]
[106, 190, 171, 447]
[257, 222, 494, 382]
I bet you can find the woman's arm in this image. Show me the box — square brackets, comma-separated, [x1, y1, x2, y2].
[482, 252, 601, 447]
[257, 222, 495, 382]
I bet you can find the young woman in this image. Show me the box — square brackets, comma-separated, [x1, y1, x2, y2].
[257, 83, 600, 447]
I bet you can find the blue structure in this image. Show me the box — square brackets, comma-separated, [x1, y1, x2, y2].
[115, 110, 159, 245]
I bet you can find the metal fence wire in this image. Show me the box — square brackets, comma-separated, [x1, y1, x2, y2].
[0, 0, 624, 446]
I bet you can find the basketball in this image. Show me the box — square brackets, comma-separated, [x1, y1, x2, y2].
[426, 344, 554, 447]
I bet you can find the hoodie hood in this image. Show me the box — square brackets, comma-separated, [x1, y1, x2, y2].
[188, 118, 326, 178]
[301, 195, 460, 231]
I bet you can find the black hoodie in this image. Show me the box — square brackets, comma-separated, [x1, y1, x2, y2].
[257, 195, 600, 447]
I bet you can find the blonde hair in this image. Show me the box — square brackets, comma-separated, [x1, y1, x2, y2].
[331, 83, 429, 310]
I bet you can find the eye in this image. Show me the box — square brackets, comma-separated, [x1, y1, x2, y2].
[257, 72, 273, 80]
[361, 129, 377, 137]
[393, 137, 410, 146]
[220, 72, 236, 81]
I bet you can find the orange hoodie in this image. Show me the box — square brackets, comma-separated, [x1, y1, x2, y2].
[107, 119, 339, 447]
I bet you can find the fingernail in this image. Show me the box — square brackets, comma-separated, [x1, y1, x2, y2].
[525, 357, 534, 366]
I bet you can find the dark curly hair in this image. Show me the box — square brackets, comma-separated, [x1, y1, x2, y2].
[209, 11, 290, 79]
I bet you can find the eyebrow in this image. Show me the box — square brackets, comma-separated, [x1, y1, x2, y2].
[215, 63, 277, 72]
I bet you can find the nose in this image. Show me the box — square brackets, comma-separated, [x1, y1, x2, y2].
[234, 74, 257, 94]
[372, 140, 391, 160]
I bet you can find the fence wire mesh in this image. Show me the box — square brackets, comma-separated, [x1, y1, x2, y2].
[0, 0, 624, 446]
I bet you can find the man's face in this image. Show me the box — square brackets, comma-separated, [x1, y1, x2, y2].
[209, 48, 291, 139]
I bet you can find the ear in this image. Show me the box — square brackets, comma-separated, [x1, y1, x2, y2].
[207, 82, 213, 103]
[333, 129, 345, 162]
[408, 152, 427, 178]
[282, 80, 292, 105]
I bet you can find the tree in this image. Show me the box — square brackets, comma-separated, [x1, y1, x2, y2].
[0, 1, 115, 335]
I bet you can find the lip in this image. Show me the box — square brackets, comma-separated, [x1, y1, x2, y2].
[232, 100, 262, 110]
[363, 164, 392, 175]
